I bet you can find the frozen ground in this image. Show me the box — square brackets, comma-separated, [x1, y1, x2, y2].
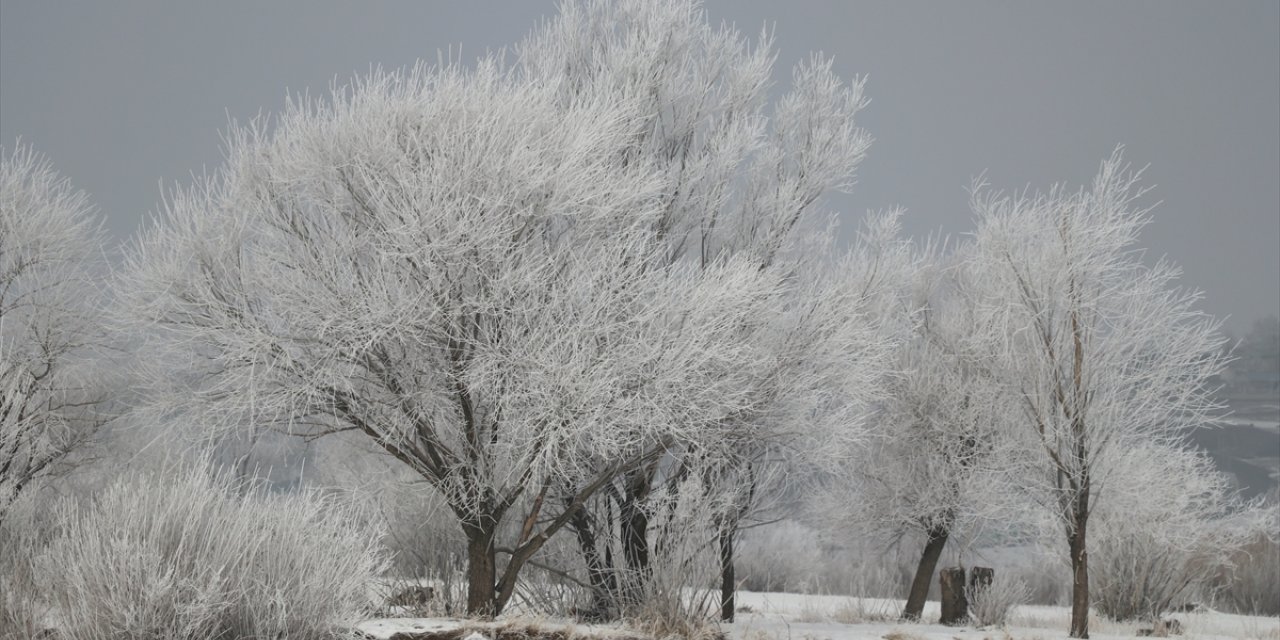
[357, 616, 645, 639]
[724, 591, 1279, 639]
[357, 590, 1280, 639]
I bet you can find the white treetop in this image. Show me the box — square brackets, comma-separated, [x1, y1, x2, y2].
[515, 0, 891, 465]
[518, 0, 871, 269]
[120, 57, 790, 615]
[840, 244, 1025, 543]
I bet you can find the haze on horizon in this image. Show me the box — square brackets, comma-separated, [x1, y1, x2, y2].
[2, 0, 1277, 333]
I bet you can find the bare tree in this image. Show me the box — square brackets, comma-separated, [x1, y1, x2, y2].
[120, 58, 789, 616]
[0, 143, 107, 520]
[966, 149, 1228, 638]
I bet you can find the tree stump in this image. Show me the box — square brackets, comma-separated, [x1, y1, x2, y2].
[969, 566, 994, 592]
[939, 566, 968, 625]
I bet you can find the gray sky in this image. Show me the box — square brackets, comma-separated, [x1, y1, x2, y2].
[2, 1, 1277, 333]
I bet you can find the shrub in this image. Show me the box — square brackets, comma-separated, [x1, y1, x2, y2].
[1089, 529, 1202, 621]
[1209, 533, 1280, 616]
[311, 434, 472, 617]
[967, 572, 1029, 627]
[627, 477, 722, 640]
[0, 493, 50, 639]
[36, 462, 389, 640]
[1087, 446, 1265, 621]
[1088, 512, 1265, 621]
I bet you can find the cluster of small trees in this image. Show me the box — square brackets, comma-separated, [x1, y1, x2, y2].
[828, 159, 1265, 636]
[1, 2, 1270, 638]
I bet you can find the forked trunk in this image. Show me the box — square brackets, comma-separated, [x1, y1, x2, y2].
[902, 525, 950, 621]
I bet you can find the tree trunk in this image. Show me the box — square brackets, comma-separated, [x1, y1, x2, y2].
[719, 524, 736, 622]
[621, 502, 649, 577]
[902, 525, 950, 621]
[620, 471, 651, 605]
[604, 494, 618, 596]
[939, 566, 968, 625]
[570, 506, 616, 620]
[1068, 513, 1091, 638]
[464, 521, 498, 617]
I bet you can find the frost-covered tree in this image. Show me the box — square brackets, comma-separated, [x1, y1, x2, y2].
[514, 1, 897, 620]
[0, 143, 107, 520]
[695, 216, 910, 622]
[967, 150, 1228, 638]
[826, 244, 1029, 622]
[121, 59, 787, 616]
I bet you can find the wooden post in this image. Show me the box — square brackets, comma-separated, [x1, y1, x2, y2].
[939, 566, 968, 625]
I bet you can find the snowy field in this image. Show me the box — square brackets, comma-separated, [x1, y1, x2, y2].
[724, 592, 1279, 640]
[357, 591, 1280, 640]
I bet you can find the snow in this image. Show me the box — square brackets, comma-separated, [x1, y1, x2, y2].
[723, 591, 1280, 640]
[355, 615, 645, 639]
[356, 591, 1280, 639]
[357, 617, 465, 638]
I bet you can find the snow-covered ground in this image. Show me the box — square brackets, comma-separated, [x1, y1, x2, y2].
[357, 591, 1280, 639]
[724, 591, 1279, 639]
[357, 616, 646, 639]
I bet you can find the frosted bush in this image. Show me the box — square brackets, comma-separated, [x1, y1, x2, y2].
[37, 462, 389, 640]
[1212, 533, 1280, 616]
[967, 572, 1029, 627]
[0, 492, 50, 638]
[629, 477, 722, 639]
[1087, 446, 1264, 621]
[1089, 529, 1201, 621]
[312, 434, 467, 616]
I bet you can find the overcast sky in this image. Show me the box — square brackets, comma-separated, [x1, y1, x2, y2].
[2, 1, 1277, 333]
